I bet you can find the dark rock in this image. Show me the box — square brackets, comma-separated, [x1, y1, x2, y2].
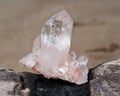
[90, 59, 120, 96]
[19, 72, 90, 96]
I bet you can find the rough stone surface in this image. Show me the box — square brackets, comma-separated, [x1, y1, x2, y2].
[0, 68, 30, 96]
[0, 59, 120, 96]
[90, 59, 120, 96]
[0, 68, 20, 96]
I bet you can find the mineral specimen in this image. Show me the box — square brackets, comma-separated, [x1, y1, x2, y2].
[19, 10, 88, 85]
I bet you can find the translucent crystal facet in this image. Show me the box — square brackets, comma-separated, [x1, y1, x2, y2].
[19, 10, 88, 85]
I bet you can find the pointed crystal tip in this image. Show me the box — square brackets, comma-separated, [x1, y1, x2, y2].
[55, 10, 72, 19]
[41, 10, 73, 51]
[51, 10, 73, 25]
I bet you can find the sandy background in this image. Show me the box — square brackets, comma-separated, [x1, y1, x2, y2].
[0, 0, 120, 72]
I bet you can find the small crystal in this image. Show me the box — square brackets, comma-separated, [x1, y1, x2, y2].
[19, 10, 88, 85]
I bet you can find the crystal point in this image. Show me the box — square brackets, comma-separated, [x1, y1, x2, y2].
[19, 11, 88, 85]
[41, 10, 73, 53]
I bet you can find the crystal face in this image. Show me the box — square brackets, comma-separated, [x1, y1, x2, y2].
[19, 10, 88, 85]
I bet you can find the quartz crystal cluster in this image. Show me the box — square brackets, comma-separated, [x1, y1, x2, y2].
[19, 11, 88, 85]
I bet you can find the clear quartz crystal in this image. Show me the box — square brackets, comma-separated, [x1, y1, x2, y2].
[19, 10, 88, 85]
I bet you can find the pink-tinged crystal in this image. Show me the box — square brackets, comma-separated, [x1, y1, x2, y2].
[19, 10, 88, 85]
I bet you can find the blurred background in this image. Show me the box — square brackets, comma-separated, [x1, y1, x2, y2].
[0, 0, 120, 72]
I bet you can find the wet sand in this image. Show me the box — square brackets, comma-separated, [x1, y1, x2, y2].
[0, 0, 120, 72]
